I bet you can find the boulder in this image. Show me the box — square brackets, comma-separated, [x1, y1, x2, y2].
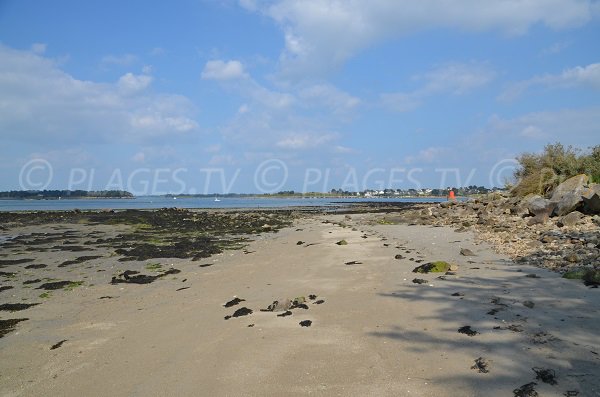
[526, 196, 555, 224]
[553, 191, 583, 216]
[581, 183, 600, 215]
[550, 174, 589, 201]
[557, 211, 584, 227]
[549, 174, 589, 216]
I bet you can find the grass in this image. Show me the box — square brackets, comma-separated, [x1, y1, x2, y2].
[39, 292, 51, 299]
[63, 281, 84, 291]
[145, 263, 163, 271]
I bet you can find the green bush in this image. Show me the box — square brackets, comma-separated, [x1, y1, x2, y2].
[511, 143, 600, 197]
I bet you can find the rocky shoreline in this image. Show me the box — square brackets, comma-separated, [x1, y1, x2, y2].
[370, 175, 600, 287]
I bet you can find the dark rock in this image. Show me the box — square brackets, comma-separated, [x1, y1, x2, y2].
[308, 294, 317, 300]
[523, 301, 535, 309]
[583, 269, 600, 286]
[111, 268, 181, 285]
[460, 248, 476, 256]
[277, 310, 292, 317]
[224, 307, 253, 320]
[0, 318, 28, 338]
[0, 286, 14, 293]
[458, 326, 478, 336]
[471, 357, 491, 373]
[532, 367, 557, 385]
[345, 261, 362, 265]
[507, 324, 523, 332]
[36, 281, 74, 290]
[412, 278, 428, 284]
[394, 254, 405, 260]
[313, 300, 325, 305]
[261, 299, 291, 312]
[50, 339, 67, 350]
[24, 264, 47, 269]
[513, 382, 538, 397]
[59, 255, 102, 267]
[223, 297, 245, 308]
[296, 241, 304, 245]
[23, 279, 42, 285]
[299, 320, 312, 327]
[581, 184, 600, 214]
[451, 292, 464, 296]
[0, 303, 40, 312]
[0, 258, 35, 266]
[336, 240, 348, 246]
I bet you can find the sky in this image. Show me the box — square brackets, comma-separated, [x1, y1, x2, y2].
[1, 0, 599, 194]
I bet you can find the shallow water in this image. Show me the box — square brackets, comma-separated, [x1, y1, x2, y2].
[0, 196, 449, 212]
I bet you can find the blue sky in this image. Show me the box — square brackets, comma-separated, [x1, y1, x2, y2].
[1, 0, 599, 194]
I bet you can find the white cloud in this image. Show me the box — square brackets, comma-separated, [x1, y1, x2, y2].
[0, 44, 199, 144]
[101, 53, 138, 67]
[244, 0, 597, 80]
[404, 146, 453, 164]
[204, 144, 222, 153]
[237, 104, 250, 114]
[201, 60, 248, 80]
[209, 154, 236, 166]
[118, 72, 153, 94]
[380, 93, 421, 113]
[30, 43, 47, 54]
[476, 107, 600, 150]
[500, 62, 600, 100]
[275, 132, 336, 149]
[333, 145, 358, 154]
[298, 83, 360, 114]
[540, 40, 571, 55]
[382, 62, 495, 112]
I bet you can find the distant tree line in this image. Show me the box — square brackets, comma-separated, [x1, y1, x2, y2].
[0, 190, 134, 199]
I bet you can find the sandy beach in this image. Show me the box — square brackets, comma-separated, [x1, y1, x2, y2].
[1, 209, 599, 396]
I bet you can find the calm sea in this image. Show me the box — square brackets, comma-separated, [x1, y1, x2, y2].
[0, 196, 449, 212]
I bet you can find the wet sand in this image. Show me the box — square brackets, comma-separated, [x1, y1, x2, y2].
[1, 211, 599, 396]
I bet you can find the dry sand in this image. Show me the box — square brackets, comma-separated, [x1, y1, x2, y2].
[1, 213, 599, 396]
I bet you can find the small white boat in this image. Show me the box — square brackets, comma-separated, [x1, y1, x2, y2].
[214, 197, 221, 202]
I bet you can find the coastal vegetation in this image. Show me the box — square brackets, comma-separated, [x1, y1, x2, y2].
[511, 143, 600, 197]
